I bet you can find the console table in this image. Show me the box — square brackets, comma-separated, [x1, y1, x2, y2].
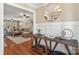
[31, 34, 78, 55]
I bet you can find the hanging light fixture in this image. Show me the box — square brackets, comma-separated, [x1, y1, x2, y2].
[44, 5, 62, 21]
[10, 19, 14, 21]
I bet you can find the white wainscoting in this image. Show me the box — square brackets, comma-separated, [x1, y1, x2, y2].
[35, 21, 79, 54]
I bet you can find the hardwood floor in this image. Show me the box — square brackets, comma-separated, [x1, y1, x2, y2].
[4, 36, 79, 55]
[4, 37, 41, 55]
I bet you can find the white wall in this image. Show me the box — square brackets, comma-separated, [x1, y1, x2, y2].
[0, 3, 4, 55]
[35, 21, 79, 54]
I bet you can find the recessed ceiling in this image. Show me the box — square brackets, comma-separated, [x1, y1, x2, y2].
[4, 3, 33, 21]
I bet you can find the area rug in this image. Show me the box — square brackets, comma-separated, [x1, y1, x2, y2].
[7, 36, 31, 44]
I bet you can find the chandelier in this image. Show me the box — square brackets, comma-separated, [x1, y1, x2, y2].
[44, 5, 62, 21]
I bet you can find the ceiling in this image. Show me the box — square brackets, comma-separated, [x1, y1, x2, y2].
[4, 3, 33, 21]
[27, 3, 49, 8]
[4, 3, 50, 21]
[4, 3, 62, 21]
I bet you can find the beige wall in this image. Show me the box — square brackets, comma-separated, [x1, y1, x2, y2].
[73, 4, 79, 21]
[36, 3, 79, 23]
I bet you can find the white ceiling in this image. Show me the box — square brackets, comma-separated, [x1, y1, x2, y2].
[27, 3, 49, 8]
[4, 3, 33, 21]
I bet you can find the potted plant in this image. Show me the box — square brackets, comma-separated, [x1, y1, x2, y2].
[38, 29, 41, 35]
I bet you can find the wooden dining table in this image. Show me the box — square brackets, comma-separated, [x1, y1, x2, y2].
[31, 34, 79, 55]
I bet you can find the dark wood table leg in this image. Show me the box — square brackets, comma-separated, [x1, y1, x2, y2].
[50, 41, 52, 51]
[52, 42, 58, 52]
[64, 45, 71, 55]
[31, 38, 33, 47]
[35, 37, 38, 47]
[44, 40, 49, 54]
[38, 38, 42, 44]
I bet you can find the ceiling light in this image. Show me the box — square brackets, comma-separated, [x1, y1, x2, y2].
[57, 8, 62, 12]
[11, 19, 14, 21]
